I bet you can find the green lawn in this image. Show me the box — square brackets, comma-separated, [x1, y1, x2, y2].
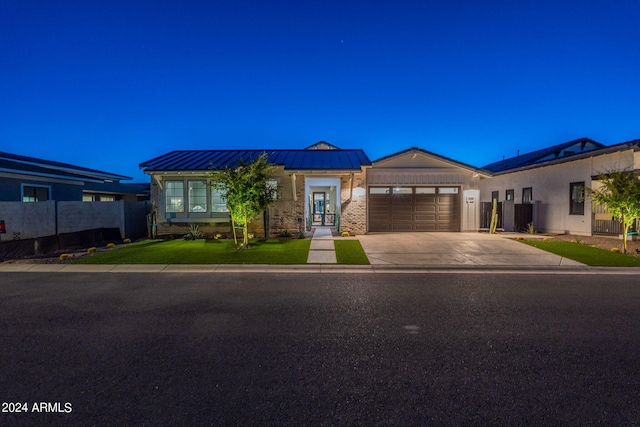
[520, 240, 640, 266]
[334, 240, 370, 265]
[74, 239, 311, 264]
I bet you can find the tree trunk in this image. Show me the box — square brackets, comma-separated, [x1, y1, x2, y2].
[622, 212, 628, 254]
[243, 207, 249, 248]
[232, 217, 238, 247]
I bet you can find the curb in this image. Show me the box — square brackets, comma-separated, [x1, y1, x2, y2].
[0, 263, 638, 275]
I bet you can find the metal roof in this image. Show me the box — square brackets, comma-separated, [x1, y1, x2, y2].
[139, 149, 372, 172]
[0, 151, 131, 183]
[83, 182, 150, 196]
[482, 138, 605, 173]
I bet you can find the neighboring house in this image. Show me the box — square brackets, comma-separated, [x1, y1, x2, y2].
[479, 138, 640, 235]
[82, 182, 150, 202]
[139, 143, 492, 237]
[0, 151, 139, 202]
[139, 142, 372, 237]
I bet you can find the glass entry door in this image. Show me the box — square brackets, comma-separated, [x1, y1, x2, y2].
[313, 192, 326, 225]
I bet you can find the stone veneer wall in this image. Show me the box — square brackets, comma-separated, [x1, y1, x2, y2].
[266, 171, 306, 236]
[339, 171, 367, 235]
[151, 170, 307, 239]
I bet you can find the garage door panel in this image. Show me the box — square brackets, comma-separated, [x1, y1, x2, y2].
[391, 223, 414, 231]
[415, 223, 436, 231]
[415, 214, 437, 221]
[368, 186, 460, 232]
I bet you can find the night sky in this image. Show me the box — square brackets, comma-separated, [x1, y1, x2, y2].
[2, 1, 639, 182]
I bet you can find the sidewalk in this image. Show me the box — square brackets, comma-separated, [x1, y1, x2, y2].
[0, 262, 637, 275]
[306, 227, 337, 263]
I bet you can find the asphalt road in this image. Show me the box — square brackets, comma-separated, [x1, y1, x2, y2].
[1, 272, 639, 426]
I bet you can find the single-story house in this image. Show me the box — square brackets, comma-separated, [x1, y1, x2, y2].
[0, 151, 149, 202]
[139, 142, 492, 237]
[478, 138, 640, 235]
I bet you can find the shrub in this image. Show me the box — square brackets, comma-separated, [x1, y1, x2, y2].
[297, 231, 306, 239]
[279, 229, 292, 238]
[123, 238, 132, 244]
[516, 236, 524, 241]
[526, 222, 536, 234]
[106, 243, 116, 249]
[214, 233, 222, 240]
[611, 247, 621, 253]
[341, 231, 350, 237]
[59, 254, 70, 261]
[184, 224, 205, 240]
[87, 247, 97, 254]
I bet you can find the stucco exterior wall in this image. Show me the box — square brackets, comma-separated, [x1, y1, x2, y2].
[479, 149, 637, 235]
[0, 175, 84, 202]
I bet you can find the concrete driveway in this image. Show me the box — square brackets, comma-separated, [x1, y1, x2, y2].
[357, 232, 583, 267]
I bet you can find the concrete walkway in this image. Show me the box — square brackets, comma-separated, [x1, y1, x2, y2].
[306, 227, 336, 263]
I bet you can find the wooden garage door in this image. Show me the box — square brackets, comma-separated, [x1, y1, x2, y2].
[368, 187, 460, 232]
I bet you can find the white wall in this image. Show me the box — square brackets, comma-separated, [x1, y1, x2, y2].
[479, 149, 636, 235]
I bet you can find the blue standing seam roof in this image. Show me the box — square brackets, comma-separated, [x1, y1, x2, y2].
[139, 149, 372, 172]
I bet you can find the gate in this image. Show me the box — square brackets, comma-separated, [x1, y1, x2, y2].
[514, 203, 533, 232]
[480, 201, 503, 229]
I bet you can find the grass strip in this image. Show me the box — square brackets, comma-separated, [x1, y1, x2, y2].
[334, 240, 370, 265]
[520, 240, 640, 266]
[74, 239, 311, 264]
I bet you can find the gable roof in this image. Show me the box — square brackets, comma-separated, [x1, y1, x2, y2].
[139, 149, 372, 172]
[372, 147, 492, 176]
[483, 137, 605, 173]
[305, 141, 341, 150]
[0, 151, 131, 183]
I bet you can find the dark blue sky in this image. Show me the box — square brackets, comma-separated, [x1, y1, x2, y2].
[2, 0, 639, 182]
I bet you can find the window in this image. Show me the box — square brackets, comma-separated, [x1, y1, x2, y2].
[491, 191, 499, 201]
[100, 196, 115, 202]
[438, 187, 459, 194]
[212, 188, 229, 212]
[83, 195, 95, 202]
[22, 185, 50, 202]
[267, 179, 279, 200]
[522, 187, 532, 204]
[369, 187, 389, 194]
[570, 182, 585, 215]
[165, 181, 184, 213]
[506, 189, 514, 201]
[415, 187, 436, 194]
[393, 187, 412, 194]
[188, 181, 207, 212]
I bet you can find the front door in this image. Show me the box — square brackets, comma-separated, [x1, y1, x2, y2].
[313, 192, 326, 225]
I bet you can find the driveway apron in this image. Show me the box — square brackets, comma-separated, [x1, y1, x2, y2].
[357, 232, 583, 267]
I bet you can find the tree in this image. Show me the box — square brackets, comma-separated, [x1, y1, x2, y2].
[586, 170, 640, 254]
[209, 153, 276, 248]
